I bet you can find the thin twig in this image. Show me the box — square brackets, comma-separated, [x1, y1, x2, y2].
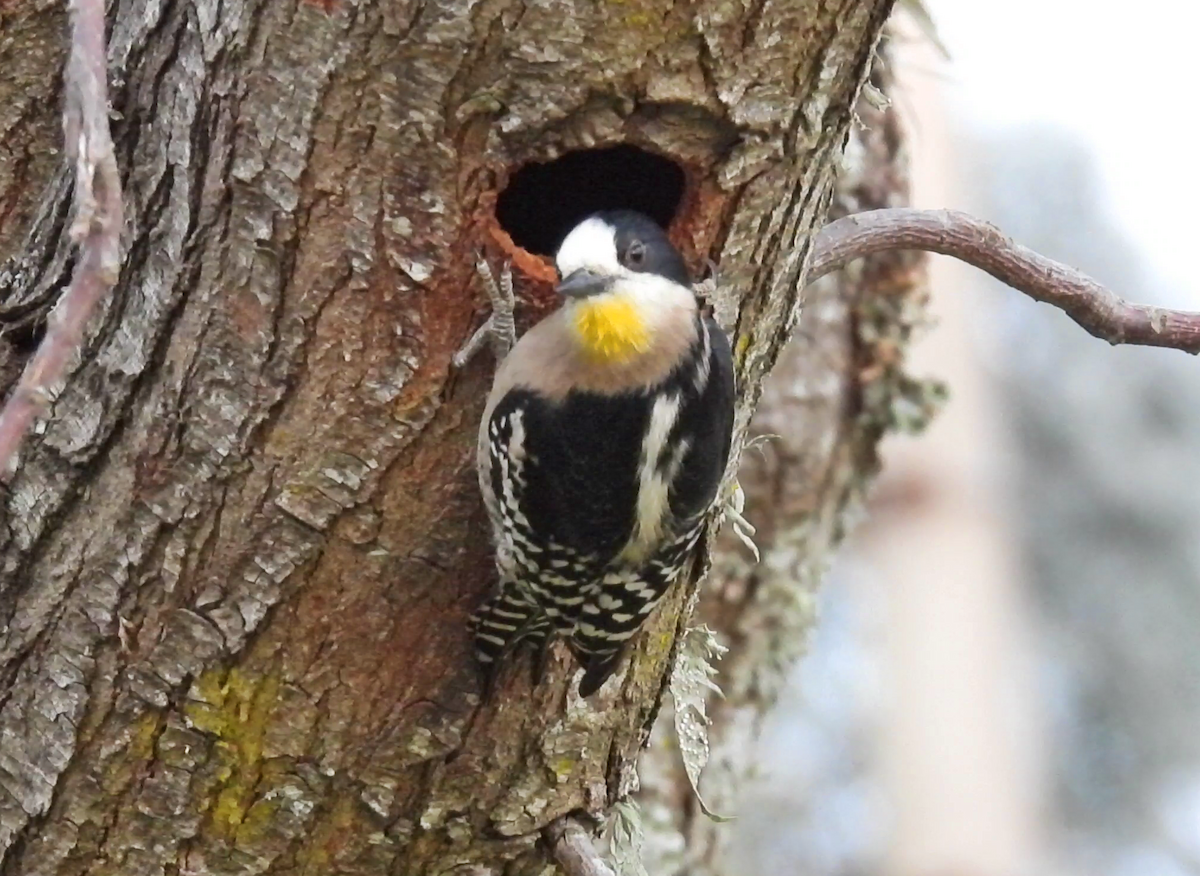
[0, 0, 123, 476]
[544, 816, 616, 876]
[808, 208, 1200, 355]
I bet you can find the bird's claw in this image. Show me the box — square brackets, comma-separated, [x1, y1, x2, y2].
[694, 258, 738, 334]
[453, 257, 517, 369]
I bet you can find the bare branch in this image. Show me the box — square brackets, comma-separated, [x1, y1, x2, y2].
[0, 0, 123, 475]
[544, 817, 616, 876]
[809, 208, 1200, 355]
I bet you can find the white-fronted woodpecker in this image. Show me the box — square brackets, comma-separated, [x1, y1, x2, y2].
[464, 210, 735, 697]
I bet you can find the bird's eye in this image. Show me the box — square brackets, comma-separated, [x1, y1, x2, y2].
[625, 240, 646, 267]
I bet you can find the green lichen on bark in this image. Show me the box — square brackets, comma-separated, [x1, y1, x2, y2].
[184, 668, 286, 839]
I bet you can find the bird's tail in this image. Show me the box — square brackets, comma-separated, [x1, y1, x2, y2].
[574, 647, 628, 698]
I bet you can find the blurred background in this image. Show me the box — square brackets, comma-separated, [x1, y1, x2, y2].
[725, 3, 1200, 875]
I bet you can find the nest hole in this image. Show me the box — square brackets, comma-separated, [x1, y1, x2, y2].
[496, 145, 686, 257]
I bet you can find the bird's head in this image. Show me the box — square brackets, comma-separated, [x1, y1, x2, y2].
[553, 210, 696, 364]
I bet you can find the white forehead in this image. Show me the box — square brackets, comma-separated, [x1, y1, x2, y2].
[555, 217, 620, 275]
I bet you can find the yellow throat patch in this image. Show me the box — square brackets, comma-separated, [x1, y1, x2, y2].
[571, 295, 649, 362]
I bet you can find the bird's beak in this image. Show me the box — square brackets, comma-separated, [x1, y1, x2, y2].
[556, 268, 614, 299]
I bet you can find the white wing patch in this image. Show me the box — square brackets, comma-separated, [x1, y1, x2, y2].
[692, 321, 712, 395]
[621, 392, 686, 564]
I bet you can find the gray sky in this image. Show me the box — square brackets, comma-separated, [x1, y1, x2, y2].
[925, 0, 1198, 307]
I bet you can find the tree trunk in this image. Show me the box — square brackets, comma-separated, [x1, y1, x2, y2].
[0, 1, 893, 873]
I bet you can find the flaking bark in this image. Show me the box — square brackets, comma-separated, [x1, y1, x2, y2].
[0, 0, 894, 873]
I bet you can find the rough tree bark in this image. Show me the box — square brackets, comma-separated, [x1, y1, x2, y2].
[0, 1, 895, 874]
[637, 39, 932, 873]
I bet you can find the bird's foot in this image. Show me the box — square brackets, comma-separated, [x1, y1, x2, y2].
[694, 258, 738, 333]
[453, 256, 517, 369]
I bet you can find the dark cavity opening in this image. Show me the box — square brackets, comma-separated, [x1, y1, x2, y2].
[496, 145, 686, 257]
